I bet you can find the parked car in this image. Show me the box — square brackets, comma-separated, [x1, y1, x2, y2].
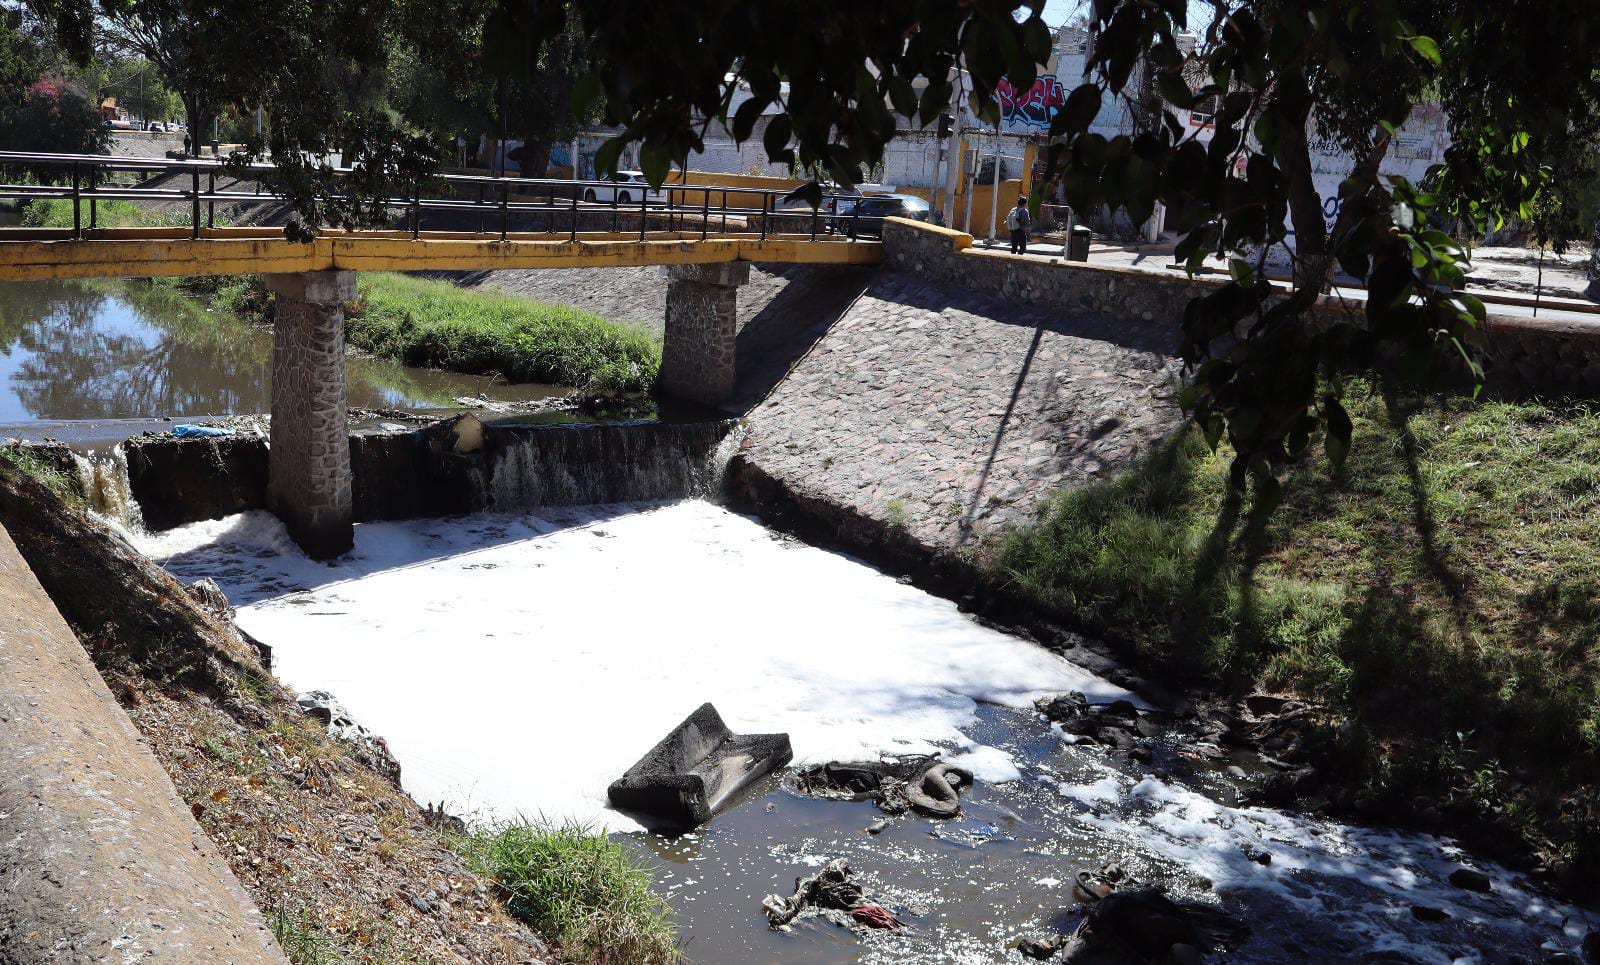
[776, 181, 861, 212]
[831, 194, 931, 237]
[581, 170, 661, 205]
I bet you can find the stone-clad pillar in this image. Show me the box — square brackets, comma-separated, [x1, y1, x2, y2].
[660, 262, 749, 406]
[261, 270, 355, 559]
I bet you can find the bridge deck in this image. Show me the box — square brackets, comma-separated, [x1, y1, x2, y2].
[0, 227, 880, 281]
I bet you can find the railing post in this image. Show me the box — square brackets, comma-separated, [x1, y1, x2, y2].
[88, 163, 97, 230]
[569, 184, 578, 243]
[500, 180, 509, 242]
[760, 192, 769, 241]
[411, 177, 421, 239]
[207, 170, 215, 230]
[478, 183, 486, 235]
[720, 190, 728, 233]
[810, 197, 819, 241]
[610, 184, 618, 234]
[190, 165, 201, 240]
[639, 187, 647, 242]
[700, 189, 709, 241]
[71, 162, 81, 239]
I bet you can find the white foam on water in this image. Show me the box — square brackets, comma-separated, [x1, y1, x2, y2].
[1075, 775, 1591, 962]
[948, 745, 1024, 783]
[1058, 774, 1125, 806]
[138, 500, 1130, 831]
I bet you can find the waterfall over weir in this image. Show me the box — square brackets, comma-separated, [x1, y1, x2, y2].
[71, 446, 144, 531]
[98, 416, 739, 532]
[472, 420, 734, 512]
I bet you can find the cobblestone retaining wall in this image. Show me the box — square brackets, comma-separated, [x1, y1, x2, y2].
[882, 217, 1600, 398]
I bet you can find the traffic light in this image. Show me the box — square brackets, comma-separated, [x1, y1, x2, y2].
[937, 113, 954, 138]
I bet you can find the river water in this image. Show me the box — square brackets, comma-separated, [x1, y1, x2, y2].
[136, 499, 1592, 964]
[0, 280, 561, 429]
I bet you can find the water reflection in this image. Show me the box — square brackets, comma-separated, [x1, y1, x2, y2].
[0, 280, 563, 422]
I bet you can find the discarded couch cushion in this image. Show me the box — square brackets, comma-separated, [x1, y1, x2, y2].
[607, 703, 792, 830]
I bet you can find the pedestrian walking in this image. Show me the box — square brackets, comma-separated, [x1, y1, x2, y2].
[182, 134, 191, 156]
[1006, 196, 1031, 254]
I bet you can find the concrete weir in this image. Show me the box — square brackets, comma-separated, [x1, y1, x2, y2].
[122, 416, 735, 532]
[0, 524, 286, 964]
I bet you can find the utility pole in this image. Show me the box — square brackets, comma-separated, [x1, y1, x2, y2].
[943, 93, 965, 229]
[987, 120, 1003, 243]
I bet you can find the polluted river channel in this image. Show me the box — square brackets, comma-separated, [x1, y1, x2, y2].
[134, 500, 1591, 963]
[6, 276, 1590, 961]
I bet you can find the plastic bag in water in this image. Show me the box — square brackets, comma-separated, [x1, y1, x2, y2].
[172, 424, 234, 438]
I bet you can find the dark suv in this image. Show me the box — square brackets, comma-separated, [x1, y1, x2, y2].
[832, 194, 931, 237]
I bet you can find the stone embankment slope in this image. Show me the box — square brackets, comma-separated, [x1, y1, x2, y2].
[735, 233, 1184, 555]
[0, 524, 286, 964]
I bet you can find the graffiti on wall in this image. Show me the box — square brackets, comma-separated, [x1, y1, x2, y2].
[997, 75, 1067, 129]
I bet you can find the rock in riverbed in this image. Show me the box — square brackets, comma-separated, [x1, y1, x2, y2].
[1060, 888, 1249, 963]
[1449, 867, 1493, 893]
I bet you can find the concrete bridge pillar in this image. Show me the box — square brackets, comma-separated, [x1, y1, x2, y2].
[262, 270, 355, 559]
[659, 262, 750, 406]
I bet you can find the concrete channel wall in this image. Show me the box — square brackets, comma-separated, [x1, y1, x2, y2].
[881, 218, 1600, 397]
[0, 523, 286, 964]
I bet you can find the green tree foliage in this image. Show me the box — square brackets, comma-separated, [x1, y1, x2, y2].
[67, 54, 181, 125]
[389, 8, 601, 178]
[0, 12, 106, 160]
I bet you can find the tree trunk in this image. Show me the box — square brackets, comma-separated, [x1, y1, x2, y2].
[518, 139, 553, 179]
[1588, 207, 1600, 287]
[1273, 78, 1329, 293]
[181, 93, 210, 152]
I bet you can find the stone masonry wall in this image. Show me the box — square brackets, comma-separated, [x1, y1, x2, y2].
[659, 262, 749, 405]
[882, 217, 1600, 398]
[263, 271, 355, 559]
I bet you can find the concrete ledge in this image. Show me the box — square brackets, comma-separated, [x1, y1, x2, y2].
[0, 522, 286, 963]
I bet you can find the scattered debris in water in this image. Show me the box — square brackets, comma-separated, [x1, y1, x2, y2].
[794, 755, 975, 818]
[763, 858, 904, 933]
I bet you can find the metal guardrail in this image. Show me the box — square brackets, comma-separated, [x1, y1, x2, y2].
[0, 150, 866, 245]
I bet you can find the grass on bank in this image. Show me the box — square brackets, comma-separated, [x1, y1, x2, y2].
[1000, 381, 1600, 847]
[349, 273, 659, 393]
[455, 819, 678, 964]
[0, 444, 81, 508]
[19, 196, 215, 231]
